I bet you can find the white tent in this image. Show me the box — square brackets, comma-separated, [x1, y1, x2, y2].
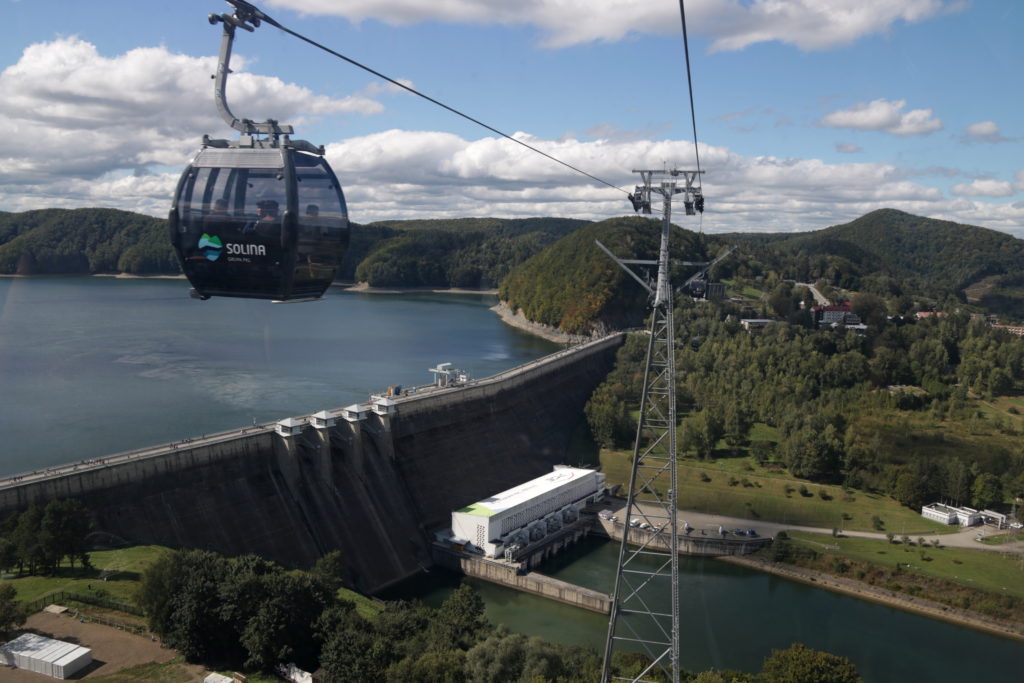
[0, 633, 92, 679]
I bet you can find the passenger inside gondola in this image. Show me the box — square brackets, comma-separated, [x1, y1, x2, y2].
[244, 199, 279, 234]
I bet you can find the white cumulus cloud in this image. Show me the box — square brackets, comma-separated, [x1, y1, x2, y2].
[266, 0, 954, 51]
[962, 120, 1012, 143]
[0, 38, 385, 183]
[819, 99, 942, 136]
[951, 179, 1016, 198]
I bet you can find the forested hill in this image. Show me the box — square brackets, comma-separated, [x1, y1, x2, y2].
[0, 208, 178, 275]
[348, 216, 588, 288]
[725, 209, 1024, 313]
[0, 209, 588, 287]
[499, 216, 727, 335]
[366, 216, 588, 236]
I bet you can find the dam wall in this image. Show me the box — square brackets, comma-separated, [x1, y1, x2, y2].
[388, 335, 626, 531]
[0, 334, 625, 593]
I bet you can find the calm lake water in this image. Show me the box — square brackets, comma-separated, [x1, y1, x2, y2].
[0, 276, 557, 474]
[1, 277, 1020, 681]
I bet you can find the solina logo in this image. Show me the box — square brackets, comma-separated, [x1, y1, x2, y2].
[198, 233, 223, 261]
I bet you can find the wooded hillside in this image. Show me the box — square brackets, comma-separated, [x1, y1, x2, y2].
[499, 216, 728, 334]
[724, 209, 1024, 317]
[0, 209, 177, 275]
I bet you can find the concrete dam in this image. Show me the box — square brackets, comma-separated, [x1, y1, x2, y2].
[0, 334, 624, 593]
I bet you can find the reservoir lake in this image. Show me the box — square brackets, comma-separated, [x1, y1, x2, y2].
[1, 276, 1020, 681]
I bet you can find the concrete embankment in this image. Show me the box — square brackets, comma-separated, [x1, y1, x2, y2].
[0, 334, 625, 594]
[433, 545, 612, 614]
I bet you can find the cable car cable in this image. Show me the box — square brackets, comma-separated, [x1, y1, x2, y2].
[228, 0, 630, 196]
[679, 0, 702, 188]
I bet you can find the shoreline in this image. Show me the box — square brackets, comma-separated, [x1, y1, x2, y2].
[488, 301, 579, 344]
[720, 554, 1024, 643]
[336, 282, 498, 296]
[0, 273, 186, 280]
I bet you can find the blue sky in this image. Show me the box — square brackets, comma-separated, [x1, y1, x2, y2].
[1, 0, 1021, 235]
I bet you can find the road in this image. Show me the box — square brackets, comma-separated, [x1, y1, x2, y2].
[605, 500, 1024, 555]
[793, 281, 830, 306]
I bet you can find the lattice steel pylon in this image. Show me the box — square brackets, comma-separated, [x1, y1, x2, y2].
[599, 168, 703, 683]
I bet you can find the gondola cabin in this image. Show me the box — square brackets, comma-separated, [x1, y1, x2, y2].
[169, 142, 348, 301]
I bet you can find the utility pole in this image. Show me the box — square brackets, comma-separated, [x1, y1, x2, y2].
[598, 168, 702, 683]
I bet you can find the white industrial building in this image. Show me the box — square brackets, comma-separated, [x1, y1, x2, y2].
[0, 633, 92, 679]
[921, 503, 981, 526]
[451, 466, 606, 558]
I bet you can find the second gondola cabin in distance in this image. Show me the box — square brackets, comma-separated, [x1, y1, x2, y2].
[169, 0, 349, 302]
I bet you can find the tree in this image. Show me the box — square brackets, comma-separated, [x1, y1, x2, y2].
[585, 384, 632, 449]
[683, 407, 724, 460]
[850, 292, 887, 329]
[758, 642, 862, 683]
[750, 440, 775, 465]
[312, 550, 348, 593]
[892, 470, 928, 510]
[464, 627, 528, 683]
[137, 549, 233, 663]
[0, 583, 26, 639]
[372, 600, 432, 663]
[12, 505, 44, 576]
[723, 403, 753, 452]
[386, 650, 467, 683]
[428, 583, 489, 652]
[238, 572, 334, 671]
[40, 499, 92, 573]
[971, 473, 1003, 509]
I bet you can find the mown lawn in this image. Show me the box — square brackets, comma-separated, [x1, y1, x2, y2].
[599, 449, 950, 533]
[2, 545, 167, 605]
[978, 530, 1024, 546]
[787, 531, 1024, 599]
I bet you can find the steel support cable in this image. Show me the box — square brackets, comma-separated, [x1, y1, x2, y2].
[678, 0, 702, 188]
[231, 0, 629, 195]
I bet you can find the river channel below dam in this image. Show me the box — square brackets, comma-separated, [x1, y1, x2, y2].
[1, 277, 1021, 682]
[392, 537, 1021, 682]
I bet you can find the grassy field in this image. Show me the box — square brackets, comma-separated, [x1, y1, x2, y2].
[978, 530, 1024, 546]
[787, 530, 1024, 599]
[2, 544, 382, 620]
[2, 545, 165, 605]
[721, 278, 765, 301]
[599, 448, 950, 533]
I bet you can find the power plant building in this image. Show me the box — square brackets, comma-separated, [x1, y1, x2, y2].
[451, 466, 606, 558]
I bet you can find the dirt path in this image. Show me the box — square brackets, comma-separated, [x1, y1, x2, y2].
[5, 611, 208, 681]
